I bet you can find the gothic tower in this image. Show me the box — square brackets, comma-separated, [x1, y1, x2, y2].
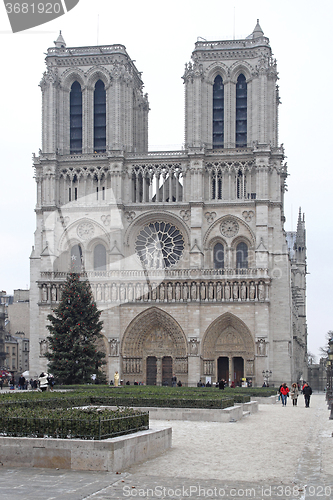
[30, 23, 307, 386]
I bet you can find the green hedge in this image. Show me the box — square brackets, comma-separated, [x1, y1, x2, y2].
[0, 406, 148, 440]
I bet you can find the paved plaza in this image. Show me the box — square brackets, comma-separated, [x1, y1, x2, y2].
[0, 394, 332, 499]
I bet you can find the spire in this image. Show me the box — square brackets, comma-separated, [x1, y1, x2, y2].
[54, 31, 66, 49]
[252, 19, 264, 39]
[296, 207, 306, 248]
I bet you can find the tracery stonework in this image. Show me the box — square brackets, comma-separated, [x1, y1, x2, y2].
[220, 219, 239, 238]
[77, 222, 94, 240]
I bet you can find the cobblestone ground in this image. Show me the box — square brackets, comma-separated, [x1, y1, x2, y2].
[0, 394, 332, 500]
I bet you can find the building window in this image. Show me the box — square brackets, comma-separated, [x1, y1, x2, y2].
[213, 243, 224, 269]
[236, 74, 247, 147]
[71, 244, 83, 272]
[213, 75, 224, 149]
[94, 80, 106, 152]
[12, 347, 15, 355]
[236, 242, 248, 269]
[94, 244, 106, 271]
[237, 170, 246, 199]
[70, 81, 82, 154]
[212, 172, 222, 200]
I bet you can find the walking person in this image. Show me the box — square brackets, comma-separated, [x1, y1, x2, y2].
[280, 382, 289, 406]
[290, 383, 299, 406]
[303, 382, 312, 407]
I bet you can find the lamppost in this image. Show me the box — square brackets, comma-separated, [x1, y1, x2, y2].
[327, 337, 333, 420]
[262, 370, 272, 387]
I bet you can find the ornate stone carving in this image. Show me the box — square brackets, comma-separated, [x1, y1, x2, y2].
[175, 357, 188, 374]
[246, 359, 254, 375]
[205, 212, 216, 223]
[242, 210, 255, 222]
[77, 222, 94, 240]
[203, 360, 214, 376]
[39, 339, 48, 356]
[124, 211, 136, 222]
[109, 338, 119, 357]
[257, 338, 266, 356]
[101, 215, 111, 226]
[220, 219, 239, 238]
[180, 209, 190, 221]
[189, 338, 199, 356]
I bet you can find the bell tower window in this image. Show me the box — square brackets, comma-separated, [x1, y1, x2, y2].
[236, 74, 247, 147]
[70, 81, 82, 154]
[94, 80, 106, 152]
[213, 75, 224, 149]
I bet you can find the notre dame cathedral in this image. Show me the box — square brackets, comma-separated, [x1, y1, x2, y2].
[30, 21, 307, 387]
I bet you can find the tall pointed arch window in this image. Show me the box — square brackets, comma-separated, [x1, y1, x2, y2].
[236, 242, 248, 269]
[214, 243, 224, 269]
[213, 75, 224, 149]
[70, 244, 83, 272]
[94, 80, 106, 152]
[94, 244, 106, 271]
[70, 81, 82, 153]
[236, 74, 247, 147]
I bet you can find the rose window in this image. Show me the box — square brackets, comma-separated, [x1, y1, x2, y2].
[135, 221, 184, 269]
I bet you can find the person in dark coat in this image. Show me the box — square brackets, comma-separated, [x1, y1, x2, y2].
[218, 379, 225, 390]
[303, 383, 312, 407]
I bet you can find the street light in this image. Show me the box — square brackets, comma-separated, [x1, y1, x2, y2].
[262, 370, 272, 387]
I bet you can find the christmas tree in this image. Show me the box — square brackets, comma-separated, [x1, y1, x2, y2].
[45, 273, 106, 384]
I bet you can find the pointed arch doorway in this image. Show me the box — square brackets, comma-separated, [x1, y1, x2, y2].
[203, 313, 254, 386]
[122, 307, 187, 386]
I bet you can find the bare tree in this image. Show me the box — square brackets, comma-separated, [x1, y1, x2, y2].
[318, 330, 333, 358]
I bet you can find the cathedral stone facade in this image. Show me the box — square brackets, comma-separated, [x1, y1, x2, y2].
[30, 22, 307, 387]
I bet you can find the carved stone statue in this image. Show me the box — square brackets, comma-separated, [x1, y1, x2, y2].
[111, 284, 117, 301]
[200, 282, 206, 300]
[216, 282, 222, 301]
[208, 282, 214, 300]
[241, 282, 247, 300]
[183, 283, 188, 301]
[175, 283, 181, 301]
[167, 283, 173, 301]
[120, 284, 126, 302]
[159, 283, 165, 301]
[258, 282, 265, 301]
[249, 282, 256, 300]
[225, 282, 230, 300]
[233, 282, 239, 300]
[191, 282, 197, 300]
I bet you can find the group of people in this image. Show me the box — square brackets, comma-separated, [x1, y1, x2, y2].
[279, 382, 312, 407]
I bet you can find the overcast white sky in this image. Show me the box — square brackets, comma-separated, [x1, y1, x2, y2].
[0, 0, 332, 360]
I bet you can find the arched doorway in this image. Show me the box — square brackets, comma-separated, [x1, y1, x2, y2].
[121, 307, 188, 385]
[203, 313, 254, 386]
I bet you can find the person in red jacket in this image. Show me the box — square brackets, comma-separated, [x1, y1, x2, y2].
[280, 383, 290, 406]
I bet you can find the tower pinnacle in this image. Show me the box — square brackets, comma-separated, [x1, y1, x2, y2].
[54, 31, 66, 48]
